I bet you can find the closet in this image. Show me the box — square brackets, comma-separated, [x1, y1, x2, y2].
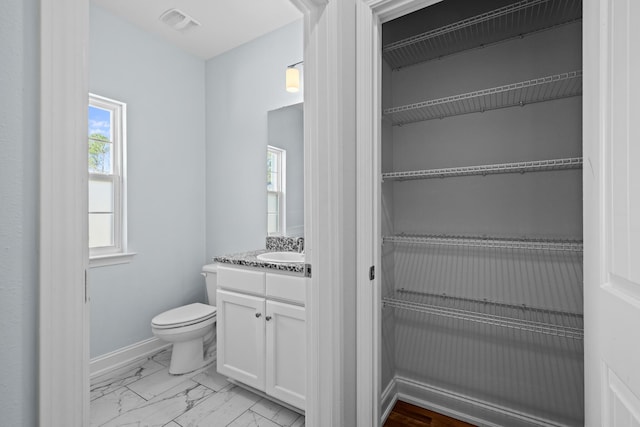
[379, 0, 584, 426]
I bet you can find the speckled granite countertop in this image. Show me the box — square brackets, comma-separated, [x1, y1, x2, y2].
[213, 249, 306, 275]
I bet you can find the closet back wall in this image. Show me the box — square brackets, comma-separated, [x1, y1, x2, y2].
[390, 22, 583, 238]
[89, 5, 206, 358]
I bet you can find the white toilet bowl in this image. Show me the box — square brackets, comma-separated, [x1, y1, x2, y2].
[151, 302, 217, 374]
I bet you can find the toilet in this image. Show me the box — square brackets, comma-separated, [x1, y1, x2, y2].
[151, 263, 218, 375]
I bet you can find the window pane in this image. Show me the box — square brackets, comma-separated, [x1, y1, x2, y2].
[88, 138, 112, 174]
[267, 192, 279, 214]
[88, 105, 112, 140]
[89, 179, 114, 212]
[267, 172, 280, 192]
[267, 213, 279, 234]
[89, 213, 114, 248]
[267, 149, 281, 192]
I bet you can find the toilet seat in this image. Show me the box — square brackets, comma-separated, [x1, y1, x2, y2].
[151, 303, 217, 330]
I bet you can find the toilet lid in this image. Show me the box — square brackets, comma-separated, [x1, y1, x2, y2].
[151, 303, 217, 329]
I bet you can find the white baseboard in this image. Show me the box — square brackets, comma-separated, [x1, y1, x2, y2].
[380, 379, 398, 425]
[383, 376, 569, 427]
[90, 337, 170, 379]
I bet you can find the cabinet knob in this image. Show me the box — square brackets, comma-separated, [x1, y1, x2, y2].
[255, 313, 262, 318]
[265, 316, 272, 321]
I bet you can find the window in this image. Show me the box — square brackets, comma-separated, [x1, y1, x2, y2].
[267, 146, 286, 235]
[88, 94, 132, 265]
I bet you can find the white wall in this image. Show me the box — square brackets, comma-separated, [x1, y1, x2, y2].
[205, 20, 303, 258]
[88, 5, 207, 358]
[0, 0, 39, 424]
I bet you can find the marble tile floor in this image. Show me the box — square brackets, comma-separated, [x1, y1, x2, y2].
[90, 349, 305, 427]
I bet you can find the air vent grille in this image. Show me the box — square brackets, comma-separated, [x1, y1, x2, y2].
[159, 9, 201, 33]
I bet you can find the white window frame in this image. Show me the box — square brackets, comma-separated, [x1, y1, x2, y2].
[267, 145, 287, 236]
[88, 93, 134, 267]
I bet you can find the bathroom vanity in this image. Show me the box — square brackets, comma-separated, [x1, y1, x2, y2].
[214, 252, 306, 412]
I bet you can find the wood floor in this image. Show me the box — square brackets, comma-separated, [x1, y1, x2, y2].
[384, 401, 477, 427]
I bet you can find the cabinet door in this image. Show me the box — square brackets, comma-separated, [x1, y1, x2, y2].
[216, 289, 265, 391]
[265, 300, 306, 410]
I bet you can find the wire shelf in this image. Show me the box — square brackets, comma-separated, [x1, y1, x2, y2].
[384, 71, 582, 125]
[383, 234, 583, 252]
[383, 289, 583, 339]
[383, 0, 583, 69]
[382, 157, 582, 181]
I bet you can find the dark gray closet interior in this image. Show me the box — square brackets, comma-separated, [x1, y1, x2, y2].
[379, 1, 584, 425]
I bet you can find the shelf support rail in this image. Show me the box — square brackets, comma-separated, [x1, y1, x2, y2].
[383, 234, 584, 252]
[382, 157, 583, 181]
[383, 297, 584, 340]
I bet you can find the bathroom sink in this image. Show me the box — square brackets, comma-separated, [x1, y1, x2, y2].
[256, 251, 305, 263]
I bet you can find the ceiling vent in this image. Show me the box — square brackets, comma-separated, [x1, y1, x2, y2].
[159, 8, 201, 33]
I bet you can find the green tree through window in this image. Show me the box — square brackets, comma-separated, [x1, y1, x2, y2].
[89, 133, 110, 173]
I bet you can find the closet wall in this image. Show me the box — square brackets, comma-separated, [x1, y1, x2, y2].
[380, 1, 584, 425]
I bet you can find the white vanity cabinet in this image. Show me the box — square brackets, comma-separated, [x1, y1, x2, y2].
[216, 265, 306, 411]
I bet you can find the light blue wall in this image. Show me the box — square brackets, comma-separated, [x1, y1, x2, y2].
[0, 0, 39, 425]
[205, 20, 303, 258]
[89, 5, 207, 358]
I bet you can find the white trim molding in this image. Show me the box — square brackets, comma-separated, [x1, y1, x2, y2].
[39, 0, 90, 426]
[89, 252, 137, 268]
[354, 3, 446, 425]
[380, 379, 398, 424]
[355, 1, 380, 426]
[382, 376, 566, 427]
[295, 0, 359, 426]
[90, 337, 170, 379]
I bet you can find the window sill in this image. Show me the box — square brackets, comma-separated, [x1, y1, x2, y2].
[89, 252, 137, 268]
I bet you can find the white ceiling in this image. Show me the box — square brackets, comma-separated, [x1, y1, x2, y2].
[91, 0, 303, 60]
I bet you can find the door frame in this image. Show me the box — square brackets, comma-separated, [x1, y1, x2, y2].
[39, 0, 359, 426]
[354, 0, 600, 425]
[39, 0, 90, 425]
[582, 0, 640, 425]
[354, 2, 449, 425]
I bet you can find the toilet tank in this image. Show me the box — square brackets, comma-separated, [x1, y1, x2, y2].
[201, 263, 218, 306]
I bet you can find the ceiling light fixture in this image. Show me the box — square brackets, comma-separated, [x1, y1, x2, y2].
[286, 61, 303, 93]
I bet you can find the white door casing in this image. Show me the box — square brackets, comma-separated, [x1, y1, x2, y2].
[354, 1, 445, 426]
[39, 0, 90, 426]
[41, 0, 346, 425]
[583, 0, 640, 425]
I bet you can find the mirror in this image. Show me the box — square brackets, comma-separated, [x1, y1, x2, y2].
[267, 102, 303, 237]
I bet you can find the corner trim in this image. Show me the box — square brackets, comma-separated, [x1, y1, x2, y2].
[380, 379, 398, 425]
